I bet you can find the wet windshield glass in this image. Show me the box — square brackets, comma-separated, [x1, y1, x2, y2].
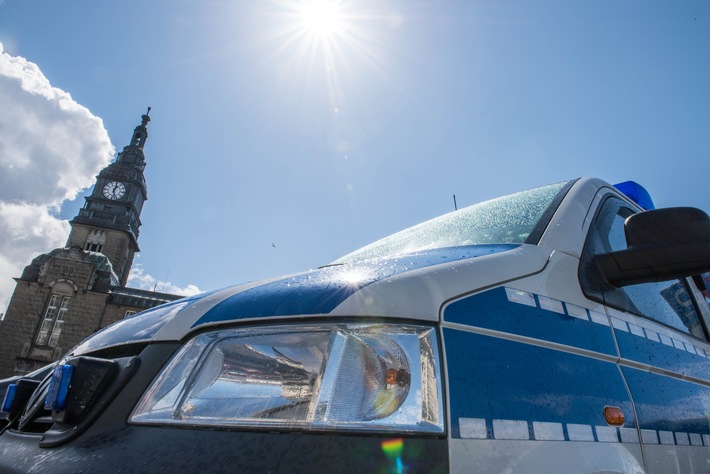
[333, 180, 571, 265]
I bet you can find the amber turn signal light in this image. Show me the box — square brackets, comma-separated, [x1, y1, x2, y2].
[604, 406, 625, 426]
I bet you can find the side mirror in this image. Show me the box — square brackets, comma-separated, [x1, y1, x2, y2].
[594, 207, 710, 287]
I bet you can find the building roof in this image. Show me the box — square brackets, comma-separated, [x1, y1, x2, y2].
[107, 286, 183, 309]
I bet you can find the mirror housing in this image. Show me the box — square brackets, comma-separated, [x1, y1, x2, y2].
[594, 207, 710, 287]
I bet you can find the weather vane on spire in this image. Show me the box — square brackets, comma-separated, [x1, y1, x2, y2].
[141, 107, 151, 126]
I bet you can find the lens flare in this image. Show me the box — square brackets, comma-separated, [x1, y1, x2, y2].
[381, 438, 404, 458]
[381, 438, 405, 474]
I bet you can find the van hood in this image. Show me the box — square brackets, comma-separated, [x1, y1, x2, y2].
[70, 244, 525, 355]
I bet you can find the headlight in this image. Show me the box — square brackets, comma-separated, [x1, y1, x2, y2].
[131, 323, 444, 434]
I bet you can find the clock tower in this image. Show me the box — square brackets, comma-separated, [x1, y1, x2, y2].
[0, 109, 183, 377]
[67, 109, 151, 286]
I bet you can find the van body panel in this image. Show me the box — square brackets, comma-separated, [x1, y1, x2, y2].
[443, 328, 634, 440]
[331, 245, 550, 320]
[449, 439, 646, 474]
[642, 444, 710, 474]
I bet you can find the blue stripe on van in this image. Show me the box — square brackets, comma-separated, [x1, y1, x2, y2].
[444, 287, 617, 356]
[193, 245, 519, 327]
[613, 327, 710, 382]
[620, 366, 710, 438]
[444, 328, 634, 439]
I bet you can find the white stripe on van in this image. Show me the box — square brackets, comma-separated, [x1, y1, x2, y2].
[458, 417, 709, 447]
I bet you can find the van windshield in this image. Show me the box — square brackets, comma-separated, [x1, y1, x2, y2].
[332, 180, 573, 265]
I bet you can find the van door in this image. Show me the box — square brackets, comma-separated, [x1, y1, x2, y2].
[444, 249, 645, 473]
[579, 195, 710, 473]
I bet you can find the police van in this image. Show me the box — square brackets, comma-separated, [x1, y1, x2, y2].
[2, 177, 710, 473]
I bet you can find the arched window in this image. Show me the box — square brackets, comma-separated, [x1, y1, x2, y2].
[36, 294, 71, 346]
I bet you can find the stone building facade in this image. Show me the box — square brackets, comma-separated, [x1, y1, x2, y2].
[0, 111, 181, 378]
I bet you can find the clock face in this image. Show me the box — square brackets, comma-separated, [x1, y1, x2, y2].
[103, 181, 126, 200]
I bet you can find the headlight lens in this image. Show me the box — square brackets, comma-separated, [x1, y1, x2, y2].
[131, 323, 443, 434]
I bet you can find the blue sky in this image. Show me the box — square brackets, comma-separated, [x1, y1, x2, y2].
[0, 0, 708, 309]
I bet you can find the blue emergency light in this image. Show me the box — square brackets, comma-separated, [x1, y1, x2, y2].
[44, 364, 74, 411]
[614, 181, 655, 210]
[2, 378, 42, 421]
[1, 384, 16, 415]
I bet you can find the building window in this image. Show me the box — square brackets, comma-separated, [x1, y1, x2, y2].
[36, 295, 71, 346]
[86, 229, 106, 253]
[124, 310, 137, 318]
[86, 242, 103, 253]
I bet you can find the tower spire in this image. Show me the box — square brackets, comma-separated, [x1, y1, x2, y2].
[130, 106, 151, 149]
[66, 110, 153, 286]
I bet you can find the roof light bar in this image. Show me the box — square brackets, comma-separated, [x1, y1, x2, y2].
[614, 181, 655, 210]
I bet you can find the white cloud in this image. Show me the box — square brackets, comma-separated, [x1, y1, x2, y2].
[128, 266, 202, 297]
[0, 42, 116, 314]
[0, 45, 113, 205]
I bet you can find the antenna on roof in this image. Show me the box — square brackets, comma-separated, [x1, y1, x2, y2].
[453, 194, 458, 211]
[153, 267, 171, 293]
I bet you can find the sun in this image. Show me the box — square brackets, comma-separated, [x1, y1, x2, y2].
[258, 0, 388, 109]
[298, 0, 346, 40]
[264, 0, 384, 68]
